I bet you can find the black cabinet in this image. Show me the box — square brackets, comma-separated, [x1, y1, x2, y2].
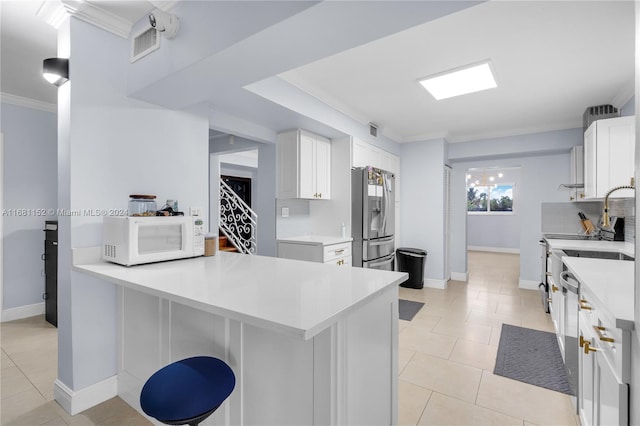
[43, 220, 58, 327]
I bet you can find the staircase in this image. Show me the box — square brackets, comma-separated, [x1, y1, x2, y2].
[219, 178, 257, 254]
[218, 235, 238, 252]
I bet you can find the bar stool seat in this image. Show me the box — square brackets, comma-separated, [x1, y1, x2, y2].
[140, 356, 235, 426]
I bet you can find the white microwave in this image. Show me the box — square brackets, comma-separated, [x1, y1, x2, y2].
[103, 216, 205, 266]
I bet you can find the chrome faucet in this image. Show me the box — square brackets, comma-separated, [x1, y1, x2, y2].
[602, 177, 635, 228]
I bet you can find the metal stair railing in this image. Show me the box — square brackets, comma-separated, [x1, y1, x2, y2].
[219, 179, 257, 254]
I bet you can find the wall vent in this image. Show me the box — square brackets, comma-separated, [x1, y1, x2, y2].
[583, 104, 620, 132]
[369, 123, 379, 138]
[131, 27, 159, 63]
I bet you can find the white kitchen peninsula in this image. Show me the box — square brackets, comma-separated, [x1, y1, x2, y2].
[562, 257, 634, 426]
[73, 249, 407, 425]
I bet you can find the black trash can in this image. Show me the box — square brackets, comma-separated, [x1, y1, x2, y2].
[396, 248, 427, 289]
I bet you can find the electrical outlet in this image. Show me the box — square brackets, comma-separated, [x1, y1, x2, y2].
[281, 207, 289, 218]
[190, 207, 202, 217]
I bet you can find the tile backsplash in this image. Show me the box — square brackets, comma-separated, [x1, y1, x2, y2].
[541, 199, 635, 242]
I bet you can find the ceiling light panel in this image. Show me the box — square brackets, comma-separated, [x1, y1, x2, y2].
[419, 61, 497, 100]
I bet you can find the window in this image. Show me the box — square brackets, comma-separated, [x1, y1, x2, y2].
[466, 168, 516, 214]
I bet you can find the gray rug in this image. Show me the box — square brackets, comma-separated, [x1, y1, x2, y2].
[494, 324, 573, 395]
[399, 299, 424, 321]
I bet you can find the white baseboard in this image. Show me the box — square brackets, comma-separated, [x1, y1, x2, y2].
[450, 272, 468, 282]
[519, 279, 540, 291]
[468, 246, 520, 254]
[424, 278, 447, 290]
[54, 376, 118, 415]
[1, 302, 45, 322]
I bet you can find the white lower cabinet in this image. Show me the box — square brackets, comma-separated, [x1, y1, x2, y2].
[548, 250, 565, 357]
[578, 296, 630, 426]
[277, 237, 352, 266]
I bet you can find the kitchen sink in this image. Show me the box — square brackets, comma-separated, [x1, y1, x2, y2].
[562, 249, 634, 261]
[543, 233, 595, 240]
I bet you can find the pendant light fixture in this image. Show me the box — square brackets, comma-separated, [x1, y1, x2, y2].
[42, 58, 69, 86]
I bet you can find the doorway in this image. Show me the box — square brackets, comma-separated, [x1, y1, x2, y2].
[221, 175, 252, 207]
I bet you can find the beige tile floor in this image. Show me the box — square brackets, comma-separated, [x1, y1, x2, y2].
[0, 316, 150, 425]
[398, 251, 579, 426]
[1, 251, 579, 425]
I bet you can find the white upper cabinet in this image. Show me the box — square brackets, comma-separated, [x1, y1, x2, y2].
[351, 137, 399, 173]
[569, 145, 585, 201]
[583, 116, 635, 199]
[278, 129, 331, 200]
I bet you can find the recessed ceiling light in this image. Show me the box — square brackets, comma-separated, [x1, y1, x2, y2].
[498, 173, 504, 178]
[489, 176, 495, 181]
[419, 61, 497, 100]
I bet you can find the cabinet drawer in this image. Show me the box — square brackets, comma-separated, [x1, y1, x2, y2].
[325, 256, 351, 266]
[323, 243, 352, 262]
[579, 298, 624, 381]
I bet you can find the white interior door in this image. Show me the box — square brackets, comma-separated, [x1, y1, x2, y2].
[1, 132, 4, 316]
[444, 166, 451, 281]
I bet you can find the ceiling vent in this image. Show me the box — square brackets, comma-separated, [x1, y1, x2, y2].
[369, 123, 379, 138]
[131, 27, 159, 63]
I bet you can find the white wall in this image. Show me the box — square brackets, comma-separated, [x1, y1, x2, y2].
[467, 215, 520, 251]
[255, 143, 276, 256]
[630, 4, 639, 424]
[399, 139, 447, 288]
[57, 17, 209, 395]
[1, 103, 57, 317]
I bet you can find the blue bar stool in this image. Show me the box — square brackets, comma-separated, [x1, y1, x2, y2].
[140, 356, 235, 426]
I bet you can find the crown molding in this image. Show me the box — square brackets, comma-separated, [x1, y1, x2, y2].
[149, 1, 181, 12]
[611, 78, 634, 111]
[1, 92, 57, 113]
[37, 0, 135, 39]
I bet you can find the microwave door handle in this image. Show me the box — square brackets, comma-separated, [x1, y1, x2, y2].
[368, 256, 394, 268]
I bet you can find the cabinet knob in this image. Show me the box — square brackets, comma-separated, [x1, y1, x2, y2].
[579, 193, 585, 199]
[579, 335, 586, 348]
[593, 325, 615, 343]
[551, 285, 559, 293]
[570, 196, 575, 201]
[584, 341, 599, 355]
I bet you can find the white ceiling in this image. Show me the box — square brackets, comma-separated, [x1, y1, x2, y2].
[280, 0, 635, 143]
[1, 1, 635, 145]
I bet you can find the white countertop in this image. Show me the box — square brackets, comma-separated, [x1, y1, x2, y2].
[73, 250, 406, 340]
[562, 257, 634, 329]
[277, 235, 353, 246]
[546, 239, 634, 258]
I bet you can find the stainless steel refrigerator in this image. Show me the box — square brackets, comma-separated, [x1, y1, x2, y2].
[351, 166, 395, 270]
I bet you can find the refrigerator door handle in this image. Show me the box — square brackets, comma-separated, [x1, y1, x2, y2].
[369, 236, 394, 246]
[381, 173, 387, 232]
[367, 255, 394, 268]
